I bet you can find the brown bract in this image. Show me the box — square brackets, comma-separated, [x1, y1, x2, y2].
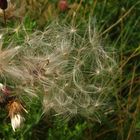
[7, 100, 27, 118]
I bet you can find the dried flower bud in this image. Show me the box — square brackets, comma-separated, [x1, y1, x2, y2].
[7, 100, 27, 131]
[0, 0, 8, 10]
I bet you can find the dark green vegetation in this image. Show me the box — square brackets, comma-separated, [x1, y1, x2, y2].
[0, 0, 140, 139]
